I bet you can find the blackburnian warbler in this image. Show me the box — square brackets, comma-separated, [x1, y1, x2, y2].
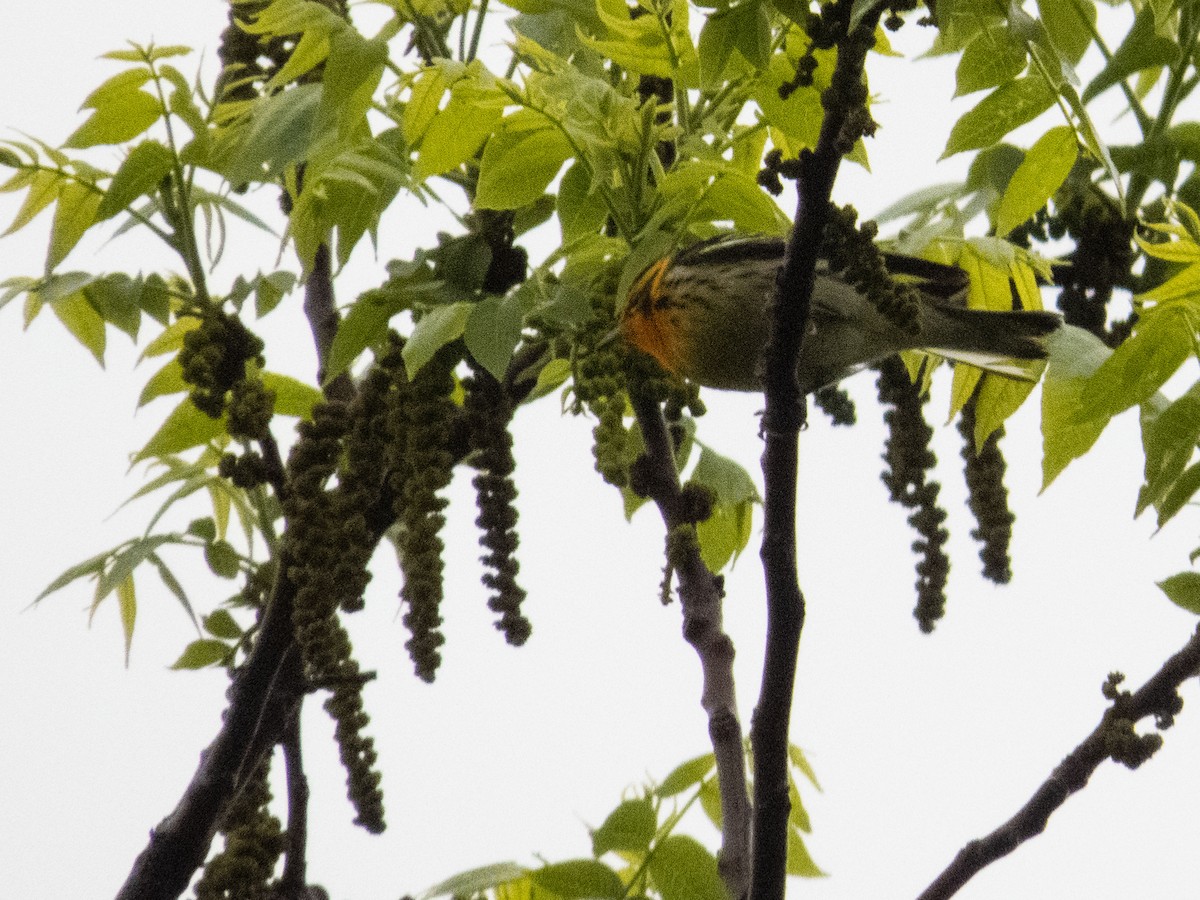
[619, 234, 1061, 393]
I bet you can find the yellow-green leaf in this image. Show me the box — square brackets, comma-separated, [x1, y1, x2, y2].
[995, 126, 1078, 237]
[138, 358, 188, 407]
[51, 288, 106, 365]
[403, 302, 471, 378]
[170, 638, 233, 670]
[46, 182, 103, 272]
[476, 110, 573, 210]
[135, 398, 226, 462]
[96, 140, 175, 222]
[261, 371, 323, 419]
[646, 835, 725, 900]
[65, 87, 161, 148]
[1157, 572, 1200, 615]
[117, 574, 137, 666]
[943, 76, 1056, 158]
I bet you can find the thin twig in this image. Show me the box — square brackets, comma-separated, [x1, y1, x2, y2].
[629, 391, 751, 900]
[303, 243, 356, 403]
[916, 624, 1200, 900]
[278, 711, 311, 896]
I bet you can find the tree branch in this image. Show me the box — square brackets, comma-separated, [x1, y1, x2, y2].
[750, 8, 881, 899]
[116, 568, 304, 900]
[277, 710, 311, 898]
[629, 390, 751, 900]
[917, 624, 1200, 900]
[304, 243, 355, 404]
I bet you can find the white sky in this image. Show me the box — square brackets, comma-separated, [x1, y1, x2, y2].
[2, 3, 1199, 900]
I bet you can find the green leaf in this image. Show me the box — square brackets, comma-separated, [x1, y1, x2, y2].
[956, 25, 1027, 96]
[1156, 572, 1200, 615]
[203, 608, 243, 639]
[657, 752, 715, 797]
[1040, 325, 1115, 490]
[170, 638, 233, 669]
[65, 80, 161, 148]
[1038, 0, 1094, 64]
[103, 44, 191, 63]
[261, 371, 323, 419]
[204, 540, 241, 579]
[420, 862, 529, 900]
[1137, 262, 1200, 305]
[729, 0, 771, 69]
[557, 160, 609, 243]
[135, 398, 226, 462]
[96, 140, 175, 222]
[318, 28, 387, 136]
[1138, 382, 1200, 516]
[697, 8, 737, 90]
[187, 517, 217, 541]
[51, 288, 107, 365]
[476, 110, 573, 210]
[94, 535, 176, 606]
[972, 364, 1037, 448]
[1077, 307, 1193, 423]
[139, 359, 188, 406]
[531, 860, 623, 899]
[211, 83, 321, 184]
[3, 169, 63, 236]
[647, 835, 725, 900]
[290, 136, 409, 269]
[995, 126, 1077, 237]
[86, 273, 144, 339]
[592, 797, 657, 857]
[1156, 460, 1200, 530]
[117, 574, 137, 665]
[753, 53, 823, 156]
[578, 0, 677, 79]
[36, 547, 114, 601]
[325, 288, 409, 381]
[254, 271, 297, 317]
[403, 302, 471, 378]
[1082, 6, 1179, 104]
[145, 552, 197, 629]
[464, 294, 525, 382]
[786, 828, 827, 878]
[696, 501, 753, 573]
[414, 62, 507, 179]
[47, 181, 103, 272]
[942, 76, 1056, 158]
[691, 444, 760, 504]
[788, 742, 821, 789]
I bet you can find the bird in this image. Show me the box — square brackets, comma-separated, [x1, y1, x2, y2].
[618, 234, 1062, 393]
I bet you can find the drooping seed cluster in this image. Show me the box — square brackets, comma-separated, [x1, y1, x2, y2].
[193, 757, 284, 900]
[877, 356, 950, 631]
[463, 363, 532, 646]
[958, 395, 1016, 585]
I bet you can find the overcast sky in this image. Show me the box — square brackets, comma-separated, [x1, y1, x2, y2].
[2, 4, 1199, 900]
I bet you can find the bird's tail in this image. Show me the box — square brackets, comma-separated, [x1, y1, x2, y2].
[925, 306, 1062, 381]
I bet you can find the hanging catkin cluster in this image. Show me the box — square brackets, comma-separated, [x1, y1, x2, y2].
[179, 304, 274, 487]
[463, 364, 532, 647]
[380, 339, 460, 682]
[822, 204, 921, 335]
[193, 757, 284, 900]
[958, 394, 1016, 584]
[877, 356, 950, 631]
[282, 401, 385, 833]
[574, 339, 634, 489]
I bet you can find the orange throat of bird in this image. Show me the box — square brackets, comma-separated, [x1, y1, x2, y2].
[620, 258, 681, 375]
